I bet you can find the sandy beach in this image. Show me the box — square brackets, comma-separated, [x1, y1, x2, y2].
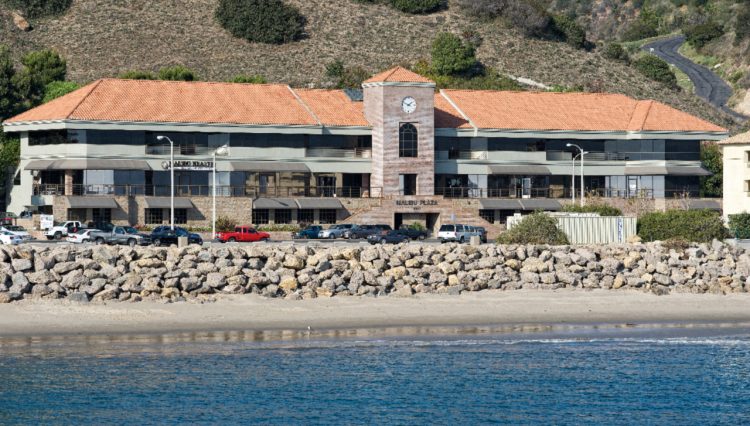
[1, 289, 749, 337]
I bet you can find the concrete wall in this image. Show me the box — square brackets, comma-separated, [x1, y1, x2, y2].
[722, 144, 750, 220]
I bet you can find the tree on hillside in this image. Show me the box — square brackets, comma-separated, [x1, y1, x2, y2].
[324, 60, 370, 89]
[700, 142, 722, 197]
[13, 49, 67, 107]
[3, 0, 72, 18]
[231, 74, 267, 84]
[0, 46, 20, 121]
[431, 33, 478, 76]
[118, 70, 156, 80]
[42, 80, 81, 103]
[215, 0, 306, 44]
[633, 55, 677, 87]
[158, 65, 197, 81]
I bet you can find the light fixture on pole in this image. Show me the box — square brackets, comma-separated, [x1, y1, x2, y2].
[567, 143, 586, 207]
[212, 145, 230, 241]
[157, 135, 175, 230]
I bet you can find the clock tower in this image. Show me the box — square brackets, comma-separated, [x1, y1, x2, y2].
[362, 67, 436, 197]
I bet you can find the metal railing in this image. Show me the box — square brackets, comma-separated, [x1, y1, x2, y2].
[33, 184, 383, 198]
[145, 144, 215, 156]
[435, 150, 488, 160]
[305, 148, 372, 158]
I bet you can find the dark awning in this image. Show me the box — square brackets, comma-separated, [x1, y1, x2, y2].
[231, 162, 310, 172]
[253, 198, 298, 209]
[519, 199, 562, 211]
[625, 166, 668, 176]
[666, 166, 712, 176]
[488, 165, 551, 175]
[26, 159, 151, 170]
[66, 197, 119, 209]
[143, 197, 194, 209]
[686, 200, 721, 211]
[296, 198, 344, 209]
[479, 199, 523, 210]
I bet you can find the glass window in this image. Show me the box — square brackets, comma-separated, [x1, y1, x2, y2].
[275, 209, 292, 224]
[29, 130, 78, 146]
[298, 209, 314, 224]
[174, 209, 188, 225]
[318, 209, 336, 224]
[399, 123, 418, 158]
[67, 209, 86, 222]
[400, 174, 417, 196]
[145, 209, 164, 225]
[252, 209, 269, 225]
[92, 208, 112, 225]
[479, 210, 495, 224]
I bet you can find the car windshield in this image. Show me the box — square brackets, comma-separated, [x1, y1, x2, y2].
[124, 227, 138, 234]
[439, 225, 455, 232]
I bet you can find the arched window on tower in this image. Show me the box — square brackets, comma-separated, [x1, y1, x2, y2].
[399, 123, 418, 158]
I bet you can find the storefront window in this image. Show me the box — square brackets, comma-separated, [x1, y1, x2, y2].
[145, 209, 164, 225]
[252, 209, 269, 225]
[275, 209, 292, 224]
[318, 209, 336, 224]
[298, 209, 314, 224]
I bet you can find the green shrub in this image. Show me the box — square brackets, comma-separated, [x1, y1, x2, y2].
[389, 0, 444, 14]
[407, 222, 426, 231]
[683, 21, 724, 49]
[551, 14, 586, 49]
[700, 142, 722, 197]
[735, 3, 750, 44]
[0, 45, 20, 121]
[215, 216, 237, 232]
[562, 204, 623, 216]
[118, 70, 156, 80]
[215, 0, 305, 44]
[2, 0, 71, 18]
[637, 210, 729, 243]
[498, 211, 570, 245]
[728, 213, 750, 239]
[158, 65, 197, 81]
[324, 60, 370, 89]
[431, 32, 478, 76]
[602, 42, 629, 62]
[14, 49, 66, 106]
[621, 20, 658, 41]
[42, 80, 80, 103]
[257, 224, 300, 232]
[231, 74, 267, 84]
[633, 55, 677, 87]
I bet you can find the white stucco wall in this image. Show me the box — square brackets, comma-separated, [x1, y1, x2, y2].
[722, 144, 750, 220]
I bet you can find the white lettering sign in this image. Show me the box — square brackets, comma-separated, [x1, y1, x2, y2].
[161, 160, 214, 171]
[40, 214, 54, 230]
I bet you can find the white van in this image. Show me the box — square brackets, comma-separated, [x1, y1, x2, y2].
[438, 224, 473, 243]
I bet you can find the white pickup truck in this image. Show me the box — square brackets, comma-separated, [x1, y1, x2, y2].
[45, 221, 83, 240]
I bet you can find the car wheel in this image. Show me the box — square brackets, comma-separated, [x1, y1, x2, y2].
[379, 238, 386, 244]
[127, 239, 137, 248]
[46, 236, 53, 241]
[228, 237, 236, 243]
[96, 237, 105, 245]
[418, 234, 426, 240]
[153, 238, 162, 247]
[54, 232, 62, 240]
[329, 234, 335, 240]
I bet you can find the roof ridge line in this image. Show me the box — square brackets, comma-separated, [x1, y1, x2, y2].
[68, 79, 105, 119]
[439, 90, 478, 134]
[287, 86, 322, 127]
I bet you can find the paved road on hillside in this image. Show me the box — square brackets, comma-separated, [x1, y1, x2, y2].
[643, 35, 747, 122]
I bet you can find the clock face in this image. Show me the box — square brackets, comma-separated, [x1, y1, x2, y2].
[402, 97, 417, 114]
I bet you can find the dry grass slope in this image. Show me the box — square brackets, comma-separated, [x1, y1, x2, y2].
[0, 0, 733, 128]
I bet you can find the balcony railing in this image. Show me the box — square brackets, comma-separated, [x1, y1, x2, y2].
[435, 150, 488, 160]
[145, 144, 215, 156]
[305, 148, 372, 158]
[33, 184, 383, 199]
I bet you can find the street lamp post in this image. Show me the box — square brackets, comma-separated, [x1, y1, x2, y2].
[157, 135, 175, 230]
[211, 145, 229, 240]
[567, 143, 586, 207]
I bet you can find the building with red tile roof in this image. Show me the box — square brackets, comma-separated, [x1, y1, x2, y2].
[2, 67, 729, 230]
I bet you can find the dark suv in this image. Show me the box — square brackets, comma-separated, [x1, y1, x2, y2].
[150, 226, 203, 246]
[349, 224, 392, 239]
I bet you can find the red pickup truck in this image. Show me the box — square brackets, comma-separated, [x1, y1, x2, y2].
[216, 226, 271, 243]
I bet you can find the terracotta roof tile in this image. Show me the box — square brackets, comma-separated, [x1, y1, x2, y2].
[363, 66, 434, 84]
[6, 81, 101, 123]
[294, 89, 369, 127]
[7, 79, 319, 126]
[434, 93, 471, 129]
[718, 130, 750, 145]
[441, 90, 726, 133]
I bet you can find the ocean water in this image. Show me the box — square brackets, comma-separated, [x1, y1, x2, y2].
[1, 325, 750, 425]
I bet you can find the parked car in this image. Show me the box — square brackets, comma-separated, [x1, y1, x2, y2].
[216, 226, 270, 243]
[46, 221, 83, 240]
[318, 224, 356, 239]
[349, 224, 392, 239]
[293, 225, 322, 239]
[91, 226, 151, 247]
[342, 225, 362, 239]
[0, 225, 32, 241]
[0, 230, 22, 245]
[367, 230, 410, 245]
[0, 212, 17, 226]
[397, 225, 429, 240]
[437, 224, 474, 243]
[67, 229, 99, 244]
[150, 226, 203, 246]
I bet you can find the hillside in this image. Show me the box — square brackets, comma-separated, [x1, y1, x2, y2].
[0, 0, 734, 128]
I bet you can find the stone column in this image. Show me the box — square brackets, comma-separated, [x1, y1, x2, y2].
[64, 170, 74, 195]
